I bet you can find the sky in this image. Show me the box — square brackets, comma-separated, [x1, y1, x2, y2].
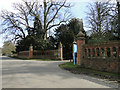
[0, 0, 117, 48]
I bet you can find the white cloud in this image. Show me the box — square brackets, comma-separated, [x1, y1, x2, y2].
[0, 0, 23, 11]
[0, 0, 116, 12]
[67, 0, 117, 3]
[66, 0, 91, 2]
[91, 0, 117, 3]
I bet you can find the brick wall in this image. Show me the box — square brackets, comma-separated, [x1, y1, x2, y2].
[17, 51, 29, 59]
[82, 58, 120, 73]
[80, 41, 120, 74]
[17, 42, 63, 60]
[33, 50, 59, 59]
[17, 50, 60, 60]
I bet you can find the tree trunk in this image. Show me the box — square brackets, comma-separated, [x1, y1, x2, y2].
[44, 32, 47, 40]
[44, 0, 47, 40]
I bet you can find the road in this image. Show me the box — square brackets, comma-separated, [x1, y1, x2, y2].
[1, 56, 119, 88]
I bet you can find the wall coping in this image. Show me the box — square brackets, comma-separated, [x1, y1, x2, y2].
[83, 41, 120, 47]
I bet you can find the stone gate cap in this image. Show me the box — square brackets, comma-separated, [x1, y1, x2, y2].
[77, 31, 85, 37]
[73, 40, 77, 44]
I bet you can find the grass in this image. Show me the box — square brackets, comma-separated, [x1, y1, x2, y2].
[10, 56, 58, 61]
[59, 62, 78, 69]
[59, 62, 120, 83]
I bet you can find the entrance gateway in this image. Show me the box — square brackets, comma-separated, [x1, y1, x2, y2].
[72, 18, 85, 65]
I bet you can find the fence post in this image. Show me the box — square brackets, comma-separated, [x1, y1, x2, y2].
[29, 44, 33, 59]
[77, 31, 85, 65]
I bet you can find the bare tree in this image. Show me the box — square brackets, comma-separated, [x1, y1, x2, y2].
[115, 0, 120, 39]
[86, 0, 115, 40]
[1, 10, 26, 41]
[1, 0, 72, 41]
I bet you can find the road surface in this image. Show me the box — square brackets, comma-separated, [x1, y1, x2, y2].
[1, 56, 119, 88]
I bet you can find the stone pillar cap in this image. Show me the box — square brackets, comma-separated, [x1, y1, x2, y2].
[30, 44, 33, 49]
[73, 41, 77, 44]
[77, 31, 85, 37]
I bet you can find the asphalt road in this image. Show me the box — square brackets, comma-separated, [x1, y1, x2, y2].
[1, 56, 119, 88]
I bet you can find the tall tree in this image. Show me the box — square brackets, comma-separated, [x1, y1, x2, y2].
[68, 18, 82, 36]
[67, 18, 86, 40]
[1, 0, 72, 41]
[55, 24, 74, 59]
[55, 18, 85, 59]
[86, 1, 115, 42]
[113, 0, 120, 39]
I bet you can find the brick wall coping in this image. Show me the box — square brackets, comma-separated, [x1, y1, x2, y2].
[83, 41, 120, 47]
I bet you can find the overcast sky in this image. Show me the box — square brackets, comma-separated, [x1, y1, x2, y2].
[0, 0, 117, 47]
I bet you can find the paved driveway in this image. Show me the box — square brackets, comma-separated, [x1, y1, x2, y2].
[1, 56, 118, 88]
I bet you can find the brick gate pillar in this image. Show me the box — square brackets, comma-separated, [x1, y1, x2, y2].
[29, 44, 33, 59]
[58, 42, 63, 61]
[77, 31, 85, 65]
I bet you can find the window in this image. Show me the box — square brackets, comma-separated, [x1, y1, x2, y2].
[85, 49, 87, 57]
[96, 48, 100, 56]
[101, 48, 105, 57]
[113, 47, 117, 58]
[107, 48, 111, 57]
[92, 48, 95, 57]
[88, 49, 91, 57]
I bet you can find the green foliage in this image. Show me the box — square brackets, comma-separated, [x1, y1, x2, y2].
[87, 30, 119, 44]
[60, 30, 74, 59]
[16, 35, 55, 52]
[55, 24, 74, 59]
[59, 30, 74, 46]
[2, 41, 16, 56]
[60, 62, 78, 69]
[55, 18, 87, 59]
[16, 15, 56, 52]
[55, 20, 80, 59]
[67, 18, 80, 36]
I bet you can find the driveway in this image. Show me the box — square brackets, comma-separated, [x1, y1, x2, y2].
[1, 56, 118, 88]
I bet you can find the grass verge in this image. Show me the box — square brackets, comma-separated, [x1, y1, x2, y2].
[59, 62, 120, 83]
[10, 56, 57, 61]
